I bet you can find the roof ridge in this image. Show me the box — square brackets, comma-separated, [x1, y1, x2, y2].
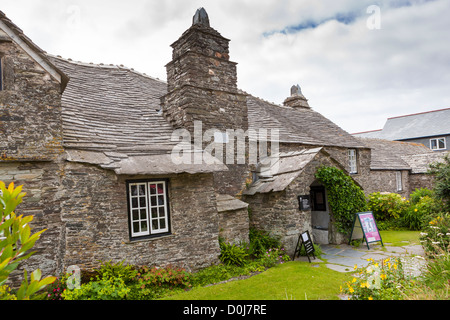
[387, 107, 450, 120]
[47, 53, 167, 84]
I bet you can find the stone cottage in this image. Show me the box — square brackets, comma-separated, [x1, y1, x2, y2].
[0, 8, 443, 281]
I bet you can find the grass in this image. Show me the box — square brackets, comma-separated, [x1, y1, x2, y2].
[379, 230, 421, 246]
[163, 231, 425, 301]
[163, 261, 351, 300]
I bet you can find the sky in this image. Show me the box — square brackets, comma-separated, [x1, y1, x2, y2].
[1, 0, 449, 134]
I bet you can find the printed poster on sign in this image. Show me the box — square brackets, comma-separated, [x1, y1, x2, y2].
[349, 211, 383, 249]
[359, 212, 381, 242]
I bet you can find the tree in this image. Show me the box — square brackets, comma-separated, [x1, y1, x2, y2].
[428, 153, 450, 210]
[0, 181, 56, 300]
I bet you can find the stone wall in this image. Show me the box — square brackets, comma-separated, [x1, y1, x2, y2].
[409, 173, 436, 193]
[0, 36, 65, 285]
[59, 162, 221, 273]
[364, 170, 410, 197]
[0, 39, 63, 161]
[0, 160, 64, 285]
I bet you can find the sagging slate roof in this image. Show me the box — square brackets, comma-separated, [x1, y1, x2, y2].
[243, 148, 325, 195]
[356, 137, 434, 170]
[247, 96, 364, 148]
[49, 55, 227, 175]
[49, 56, 175, 155]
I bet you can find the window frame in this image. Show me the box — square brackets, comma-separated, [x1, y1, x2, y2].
[396, 171, 403, 192]
[126, 179, 171, 241]
[348, 149, 358, 174]
[430, 137, 446, 151]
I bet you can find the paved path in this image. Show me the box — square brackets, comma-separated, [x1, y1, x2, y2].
[295, 243, 427, 277]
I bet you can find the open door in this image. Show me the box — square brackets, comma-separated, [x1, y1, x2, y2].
[310, 184, 330, 244]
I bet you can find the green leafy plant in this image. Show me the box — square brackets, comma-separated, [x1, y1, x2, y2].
[219, 241, 248, 267]
[129, 265, 191, 300]
[258, 248, 290, 268]
[45, 274, 69, 300]
[410, 188, 435, 205]
[315, 166, 368, 234]
[419, 213, 450, 256]
[248, 228, 281, 258]
[341, 257, 411, 300]
[403, 196, 443, 230]
[367, 192, 408, 221]
[428, 153, 450, 210]
[62, 276, 131, 300]
[96, 260, 137, 284]
[0, 181, 56, 300]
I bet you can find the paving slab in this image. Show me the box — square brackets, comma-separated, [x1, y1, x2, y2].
[298, 242, 427, 275]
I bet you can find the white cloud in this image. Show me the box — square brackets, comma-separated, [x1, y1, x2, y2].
[1, 0, 449, 133]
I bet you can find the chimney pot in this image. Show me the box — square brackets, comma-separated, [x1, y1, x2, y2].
[284, 84, 310, 109]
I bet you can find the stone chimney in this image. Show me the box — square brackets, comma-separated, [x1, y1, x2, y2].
[162, 8, 248, 134]
[161, 8, 250, 196]
[283, 84, 310, 109]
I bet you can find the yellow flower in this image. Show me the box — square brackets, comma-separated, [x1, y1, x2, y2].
[354, 264, 358, 270]
[374, 263, 379, 268]
[380, 274, 387, 280]
[388, 262, 391, 269]
[349, 287, 354, 293]
[340, 286, 343, 293]
[393, 264, 398, 270]
[414, 208, 418, 212]
[352, 278, 357, 283]
[368, 296, 373, 300]
[360, 282, 369, 288]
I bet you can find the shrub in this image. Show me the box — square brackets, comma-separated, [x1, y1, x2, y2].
[96, 260, 137, 284]
[62, 276, 131, 300]
[129, 265, 191, 300]
[258, 248, 290, 268]
[315, 166, 368, 234]
[420, 213, 450, 256]
[248, 228, 282, 258]
[428, 153, 450, 210]
[219, 241, 248, 267]
[367, 192, 408, 222]
[341, 257, 411, 300]
[0, 181, 56, 300]
[410, 188, 435, 205]
[403, 196, 444, 230]
[45, 274, 69, 300]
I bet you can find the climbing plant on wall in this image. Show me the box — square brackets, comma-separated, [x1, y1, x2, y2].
[315, 166, 368, 235]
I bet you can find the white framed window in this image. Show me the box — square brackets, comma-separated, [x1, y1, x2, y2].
[127, 180, 170, 240]
[348, 149, 358, 174]
[396, 171, 403, 192]
[430, 137, 446, 151]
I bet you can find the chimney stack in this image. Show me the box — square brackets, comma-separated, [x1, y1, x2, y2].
[283, 84, 310, 109]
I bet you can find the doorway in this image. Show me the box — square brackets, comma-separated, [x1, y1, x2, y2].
[310, 183, 330, 244]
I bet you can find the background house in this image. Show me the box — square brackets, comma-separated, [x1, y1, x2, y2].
[353, 108, 450, 152]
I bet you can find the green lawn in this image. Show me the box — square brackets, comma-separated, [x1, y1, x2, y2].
[164, 262, 351, 300]
[379, 230, 421, 246]
[163, 231, 422, 301]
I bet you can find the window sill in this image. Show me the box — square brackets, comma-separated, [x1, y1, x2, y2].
[125, 233, 174, 244]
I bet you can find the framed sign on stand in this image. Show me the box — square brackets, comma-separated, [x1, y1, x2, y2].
[292, 230, 315, 263]
[349, 212, 383, 249]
